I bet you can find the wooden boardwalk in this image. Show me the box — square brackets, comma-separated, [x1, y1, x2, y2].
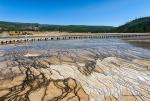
[0, 33, 150, 45]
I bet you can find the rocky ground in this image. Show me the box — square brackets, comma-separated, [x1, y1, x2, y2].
[0, 49, 150, 101]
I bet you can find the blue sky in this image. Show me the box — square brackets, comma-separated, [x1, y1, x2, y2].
[0, 0, 150, 26]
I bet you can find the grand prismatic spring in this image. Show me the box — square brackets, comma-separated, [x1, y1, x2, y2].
[0, 38, 150, 101]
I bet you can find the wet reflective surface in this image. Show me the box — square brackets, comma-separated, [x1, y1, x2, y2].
[1, 38, 150, 101]
[0, 38, 150, 59]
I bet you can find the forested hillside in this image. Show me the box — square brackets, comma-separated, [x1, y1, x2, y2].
[0, 21, 114, 33]
[116, 17, 150, 33]
[0, 17, 150, 33]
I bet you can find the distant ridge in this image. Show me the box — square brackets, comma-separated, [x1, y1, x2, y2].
[116, 17, 150, 33]
[0, 17, 150, 33]
[0, 21, 114, 33]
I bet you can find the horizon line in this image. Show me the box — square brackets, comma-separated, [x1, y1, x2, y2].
[0, 16, 149, 27]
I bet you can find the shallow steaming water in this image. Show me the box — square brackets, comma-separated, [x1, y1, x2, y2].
[0, 39, 150, 59]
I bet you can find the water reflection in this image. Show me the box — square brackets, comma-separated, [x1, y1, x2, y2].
[128, 41, 150, 49]
[0, 39, 150, 59]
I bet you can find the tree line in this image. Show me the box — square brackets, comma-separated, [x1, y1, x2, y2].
[0, 17, 150, 33]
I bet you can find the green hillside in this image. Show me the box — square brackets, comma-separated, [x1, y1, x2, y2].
[0, 17, 150, 33]
[116, 17, 150, 33]
[0, 21, 114, 33]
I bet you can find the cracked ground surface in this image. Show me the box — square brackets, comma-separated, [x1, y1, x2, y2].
[0, 48, 150, 101]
